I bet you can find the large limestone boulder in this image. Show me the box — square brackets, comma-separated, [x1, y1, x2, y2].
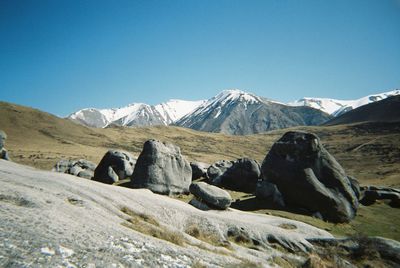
[52, 159, 96, 179]
[207, 158, 261, 193]
[189, 182, 232, 210]
[131, 140, 191, 195]
[220, 158, 261, 193]
[255, 180, 285, 208]
[207, 160, 233, 185]
[93, 150, 136, 184]
[260, 131, 359, 223]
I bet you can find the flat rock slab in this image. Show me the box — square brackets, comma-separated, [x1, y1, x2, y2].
[0, 160, 333, 267]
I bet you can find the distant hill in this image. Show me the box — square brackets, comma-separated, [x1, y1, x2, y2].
[324, 95, 400, 126]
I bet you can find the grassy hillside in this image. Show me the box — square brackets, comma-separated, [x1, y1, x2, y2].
[1, 101, 400, 241]
[1, 101, 399, 187]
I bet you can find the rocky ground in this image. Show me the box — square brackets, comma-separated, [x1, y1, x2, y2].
[0, 160, 336, 267]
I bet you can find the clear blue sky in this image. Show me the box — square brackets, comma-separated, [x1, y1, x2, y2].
[1, 0, 399, 116]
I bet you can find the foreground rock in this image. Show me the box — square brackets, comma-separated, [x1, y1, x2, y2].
[189, 182, 232, 210]
[360, 186, 400, 208]
[52, 159, 96, 179]
[131, 140, 191, 195]
[190, 161, 209, 180]
[261, 131, 359, 223]
[93, 150, 136, 184]
[0, 130, 10, 161]
[0, 160, 334, 267]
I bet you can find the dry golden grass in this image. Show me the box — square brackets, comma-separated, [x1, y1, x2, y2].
[1, 101, 399, 188]
[120, 206, 185, 246]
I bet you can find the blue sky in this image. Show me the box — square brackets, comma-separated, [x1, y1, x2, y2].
[0, 0, 399, 116]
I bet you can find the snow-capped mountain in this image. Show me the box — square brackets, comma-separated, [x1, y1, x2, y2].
[68, 100, 205, 128]
[288, 89, 400, 116]
[175, 89, 331, 135]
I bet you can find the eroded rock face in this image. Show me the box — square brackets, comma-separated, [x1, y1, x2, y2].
[220, 158, 261, 193]
[190, 162, 209, 180]
[207, 158, 260, 193]
[207, 160, 233, 185]
[53, 159, 97, 179]
[255, 180, 285, 208]
[93, 150, 136, 184]
[260, 131, 359, 223]
[131, 140, 191, 195]
[189, 182, 232, 210]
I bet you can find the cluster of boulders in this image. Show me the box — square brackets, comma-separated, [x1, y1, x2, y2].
[47, 130, 395, 222]
[360, 186, 400, 208]
[52, 159, 96, 179]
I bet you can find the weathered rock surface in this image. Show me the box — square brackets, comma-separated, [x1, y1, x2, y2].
[207, 158, 261, 193]
[207, 160, 233, 185]
[52, 159, 96, 179]
[255, 180, 285, 208]
[131, 140, 191, 195]
[260, 131, 359, 223]
[220, 158, 261, 193]
[190, 161, 209, 180]
[189, 182, 232, 209]
[0, 160, 334, 267]
[93, 150, 136, 184]
[360, 186, 400, 208]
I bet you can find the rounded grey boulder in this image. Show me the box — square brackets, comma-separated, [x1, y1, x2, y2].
[93, 150, 136, 184]
[131, 140, 192, 195]
[220, 158, 261, 193]
[207, 160, 233, 185]
[261, 131, 359, 223]
[53, 159, 97, 179]
[190, 182, 232, 210]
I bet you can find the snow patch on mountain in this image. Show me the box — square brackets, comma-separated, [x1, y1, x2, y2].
[68, 99, 204, 128]
[289, 89, 400, 116]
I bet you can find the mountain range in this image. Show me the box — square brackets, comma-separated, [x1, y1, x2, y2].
[67, 89, 399, 135]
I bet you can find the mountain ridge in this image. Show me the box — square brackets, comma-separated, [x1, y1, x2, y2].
[67, 88, 399, 134]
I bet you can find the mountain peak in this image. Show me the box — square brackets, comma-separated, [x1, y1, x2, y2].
[213, 89, 261, 104]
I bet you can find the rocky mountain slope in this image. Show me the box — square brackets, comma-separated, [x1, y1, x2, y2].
[324, 95, 400, 126]
[175, 90, 331, 135]
[289, 89, 400, 116]
[0, 159, 333, 267]
[68, 99, 205, 128]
